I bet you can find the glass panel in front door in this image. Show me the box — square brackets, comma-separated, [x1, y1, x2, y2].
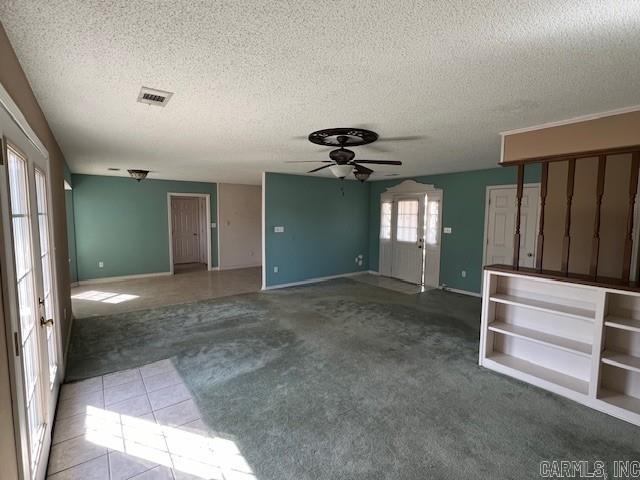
[396, 199, 419, 242]
[7, 145, 47, 472]
[35, 168, 57, 385]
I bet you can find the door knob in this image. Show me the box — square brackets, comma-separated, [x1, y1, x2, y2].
[527, 253, 533, 257]
[40, 317, 54, 327]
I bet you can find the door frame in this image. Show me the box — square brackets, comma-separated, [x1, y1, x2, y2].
[0, 82, 63, 479]
[482, 183, 541, 269]
[378, 180, 444, 287]
[167, 192, 211, 274]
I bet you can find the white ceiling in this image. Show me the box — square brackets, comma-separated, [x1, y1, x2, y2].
[1, 1, 639, 185]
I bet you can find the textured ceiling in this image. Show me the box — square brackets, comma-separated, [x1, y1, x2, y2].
[1, 1, 640, 185]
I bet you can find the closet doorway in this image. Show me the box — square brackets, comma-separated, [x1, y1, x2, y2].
[168, 193, 211, 274]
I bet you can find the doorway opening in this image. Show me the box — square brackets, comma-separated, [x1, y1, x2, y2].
[378, 180, 443, 288]
[168, 193, 211, 275]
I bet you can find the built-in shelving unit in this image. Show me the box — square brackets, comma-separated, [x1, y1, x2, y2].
[604, 316, 640, 333]
[488, 321, 592, 357]
[489, 293, 595, 322]
[480, 267, 640, 427]
[602, 351, 640, 373]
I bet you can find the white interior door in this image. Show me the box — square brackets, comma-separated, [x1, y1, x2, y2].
[171, 196, 201, 264]
[485, 186, 539, 267]
[0, 134, 60, 480]
[391, 196, 425, 284]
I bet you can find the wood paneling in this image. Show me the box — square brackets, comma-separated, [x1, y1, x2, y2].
[589, 156, 606, 277]
[513, 165, 524, 269]
[561, 159, 576, 274]
[564, 157, 598, 276]
[598, 154, 632, 279]
[622, 152, 640, 280]
[542, 161, 568, 271]
[536, 162, 548, 271]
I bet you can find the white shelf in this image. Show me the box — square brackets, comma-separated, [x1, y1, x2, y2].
[604, 316, 640, 333]
[489, 293, 595, 322]
[485, 353, 589, 395]
[488, 321, 592, 357]
[599, 390, 640, 415]
[601, 350, 640, 374]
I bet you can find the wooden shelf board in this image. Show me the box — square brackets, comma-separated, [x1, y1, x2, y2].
[486, 353, 589, 395]
[488, 321, 592, 357]
[599, 389, 640, 415]
[602, 350, 640, 374]
[489, 293, 595, 322]
[604, 316, 640, 333]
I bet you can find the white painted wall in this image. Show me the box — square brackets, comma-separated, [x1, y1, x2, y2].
[218, 183, 262, 270]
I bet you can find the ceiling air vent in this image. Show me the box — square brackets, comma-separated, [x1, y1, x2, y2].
[137, 86, 173, 107]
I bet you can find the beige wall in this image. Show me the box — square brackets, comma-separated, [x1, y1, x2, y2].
[0, 22, 71, 479]
[503, 111, 640, 163]
[218, 184, 262, 270]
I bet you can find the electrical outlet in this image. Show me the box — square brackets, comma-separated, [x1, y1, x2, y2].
[443, 227, 452, 234]
[98, 261, 104, 268]
[274, 226, 285, 233]
[461, 270, 467, 278]
[273, 266, 279, 273]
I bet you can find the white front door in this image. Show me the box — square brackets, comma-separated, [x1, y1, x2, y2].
[485, 186, 539, 268]
[171, 196, 201, 264]
[0, 133, 61, 480]
[391, 196, 425, 284]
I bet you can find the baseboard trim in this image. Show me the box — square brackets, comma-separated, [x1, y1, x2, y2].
[77, 271, 171, 285]
[208, 266, 220, 271]
[70, 281, 79, 288]
[262, 271, 368, 290]
[62, 313, 74, 379]
[218, 263, 261, 271]
[440, 286, 482, 297]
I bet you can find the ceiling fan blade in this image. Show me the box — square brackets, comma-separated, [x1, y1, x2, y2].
[353, 160, 402, 165]
[361, 144, 390, 153]
[308, 164, 333, 173]
[377, 135, 424, 142]
[284, 160, 332, 163]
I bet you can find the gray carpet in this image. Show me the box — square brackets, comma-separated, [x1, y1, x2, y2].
[66, 278, 640, 479]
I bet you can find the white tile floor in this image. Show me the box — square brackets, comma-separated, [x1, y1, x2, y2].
[49, 360, 256, 480]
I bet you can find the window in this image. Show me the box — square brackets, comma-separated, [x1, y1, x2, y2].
[396, 199, 419, 242]
[380, 202, 392, 239]
[426, 199, 440, 245]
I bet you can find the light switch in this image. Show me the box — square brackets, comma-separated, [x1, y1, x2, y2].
[443, 227, 452, 234]
[274, 226, 285, 233]
[211, 222, 216, 228]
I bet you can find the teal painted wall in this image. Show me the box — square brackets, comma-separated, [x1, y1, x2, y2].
[264, 173, 370, 287]
[63, 164, 78, 283]
[72, 174, 217, 280]
[369, 165, 541, 294]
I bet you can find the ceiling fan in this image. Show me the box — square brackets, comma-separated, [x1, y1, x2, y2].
[286, 128, 405, 182]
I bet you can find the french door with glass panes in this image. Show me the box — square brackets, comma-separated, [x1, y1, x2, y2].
[1, 132, 61, 479]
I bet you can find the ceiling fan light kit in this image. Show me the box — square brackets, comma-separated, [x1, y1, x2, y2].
[127, 169, 149, 182]
[329, 164, 353, 179]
